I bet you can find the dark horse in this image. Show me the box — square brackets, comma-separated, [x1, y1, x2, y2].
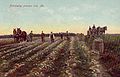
[13, 28, 27, 42]
[21, 31, 27, 41]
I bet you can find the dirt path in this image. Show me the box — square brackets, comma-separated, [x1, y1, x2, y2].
[80, 41, 111, 77]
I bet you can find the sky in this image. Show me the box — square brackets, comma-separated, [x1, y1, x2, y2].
[0, 0, 120, 35]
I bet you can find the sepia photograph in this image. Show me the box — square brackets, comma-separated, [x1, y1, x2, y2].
[0, 0, 120, 77]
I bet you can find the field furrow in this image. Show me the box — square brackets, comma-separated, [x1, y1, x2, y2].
[25, 40, 69, 77]
[4, 39, 63, 77]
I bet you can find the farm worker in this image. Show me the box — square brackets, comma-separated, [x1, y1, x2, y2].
[66, 31, 70, 40]
[49, 32, 55, 43]
[41, 31, 45, 42]
[29, 31, 33, 42]
[13, 28, 17, 42]
[60, 32, 63, 39]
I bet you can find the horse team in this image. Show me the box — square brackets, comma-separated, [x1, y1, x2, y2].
[13, 28, 27, 43]
[87, 24, 107, 38]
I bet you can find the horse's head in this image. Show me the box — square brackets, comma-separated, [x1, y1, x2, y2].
[101, 26, 107, 33]
[13, 28, 16, 30]
[17, 28, 22, 34]
[13, 29, 16, 34]
[13, 28, 16, 31]
[104, 26, 107, 30]
[89, 26, 91, 30]
[92, 24, 96, 29]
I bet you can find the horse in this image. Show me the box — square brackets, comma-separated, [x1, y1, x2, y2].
[87, 25, 107, 40]
[16, 28, 22, 42]
[21, 31, 27, 41]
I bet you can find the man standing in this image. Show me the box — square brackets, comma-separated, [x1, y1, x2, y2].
[49, 32, 55, 43]
[60, 32, 63, 39]
[66, 31, 70, 40]
[13, 28, 17, 42]
[41, 31, 45, 42]
[29, 31, 33, 42]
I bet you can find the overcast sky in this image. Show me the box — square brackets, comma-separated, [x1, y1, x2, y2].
[0, 0, 120, 34]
